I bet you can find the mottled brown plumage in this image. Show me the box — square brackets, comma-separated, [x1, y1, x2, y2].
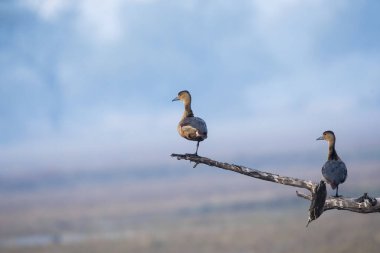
[172, 90, 207, 155]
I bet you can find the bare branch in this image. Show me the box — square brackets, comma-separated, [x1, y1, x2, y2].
[298, 192, 380, 213]
[296, 191, 312, 200]
[171, 153, 316, 192]
[171, 153, 380, 220]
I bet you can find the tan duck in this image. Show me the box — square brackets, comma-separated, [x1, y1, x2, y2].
[317, 130, 347, 197]
[172, 90, 207, 155]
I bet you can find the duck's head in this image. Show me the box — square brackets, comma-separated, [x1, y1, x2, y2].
[172, 90, 191, 104]
[316, 130, 335, 142]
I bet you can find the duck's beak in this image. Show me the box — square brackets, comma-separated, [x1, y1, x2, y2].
[316, 136, 324, 141]
[172, 96, 180, 102]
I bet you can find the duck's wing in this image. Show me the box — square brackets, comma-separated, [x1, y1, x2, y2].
[322, 160, 347, 187]
[180, 117, 207, 140]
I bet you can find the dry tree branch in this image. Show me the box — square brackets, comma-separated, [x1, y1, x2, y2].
[171, 153, 380, 225]
[296, 191, 380, 213]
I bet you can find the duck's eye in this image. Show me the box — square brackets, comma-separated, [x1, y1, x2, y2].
[323, 133, 326, 135]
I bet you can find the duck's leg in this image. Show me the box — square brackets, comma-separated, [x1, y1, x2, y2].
[335, 185, 340, 197]
[194, 141, 200, 156]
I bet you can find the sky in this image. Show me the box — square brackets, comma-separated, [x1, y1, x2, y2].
[0, 0, 380, 173]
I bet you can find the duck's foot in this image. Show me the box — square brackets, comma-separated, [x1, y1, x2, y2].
[184, 153, 199, 157]
[333, 194, 342, 198]
[182, 153, 200, 167]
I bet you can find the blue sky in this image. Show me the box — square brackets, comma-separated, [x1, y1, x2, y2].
[0, 0, 380, 172]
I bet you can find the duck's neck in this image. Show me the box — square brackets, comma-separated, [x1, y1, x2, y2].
[327, 141, 339, 161]
[181, 102, 194, 120]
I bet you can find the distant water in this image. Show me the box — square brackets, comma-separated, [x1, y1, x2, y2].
[0, 231, 134, 249]
[0, 234, 58, 248]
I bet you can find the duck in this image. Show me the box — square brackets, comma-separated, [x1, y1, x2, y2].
[317, 130, 347, 197]
[172, 90, 207, 156]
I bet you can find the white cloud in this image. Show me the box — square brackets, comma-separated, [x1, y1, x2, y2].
[252, 0, 305, 21]
[21, 0, 73, 20]
[0, 106, 180, 171]
[250, 0, 347, 66]
[75, 0, 125, 43]
[21, 0, 158, 42]
[244, 50, 380, 117]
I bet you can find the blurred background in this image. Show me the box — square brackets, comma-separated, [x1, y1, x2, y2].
[1, 0, 380, 252]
